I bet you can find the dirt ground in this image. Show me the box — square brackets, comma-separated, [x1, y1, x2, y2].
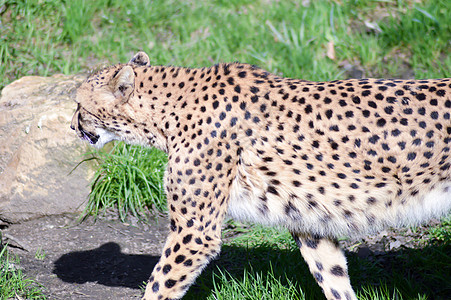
[2, 213, 169, 299]
[1, 212, 448, 300]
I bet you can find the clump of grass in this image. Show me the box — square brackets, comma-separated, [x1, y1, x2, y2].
[208, 266, 304, 300]
[357, 285, 426, 300]
[81, 142, 167, 221]
[0, 246, 46, 299]
[34, 248, 47, 261]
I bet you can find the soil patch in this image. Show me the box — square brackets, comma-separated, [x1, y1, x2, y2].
[2, 213, 168, 299]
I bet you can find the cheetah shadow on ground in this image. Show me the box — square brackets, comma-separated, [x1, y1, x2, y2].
[53, 241, 450, 299]
[53, 242, 159, 289]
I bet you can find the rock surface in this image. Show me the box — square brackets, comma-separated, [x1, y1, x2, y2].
[0, 74, 94, 224]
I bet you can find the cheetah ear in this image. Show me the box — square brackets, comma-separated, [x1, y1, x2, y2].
[110, 65, 135, 103]
[128, 51, 150, 67]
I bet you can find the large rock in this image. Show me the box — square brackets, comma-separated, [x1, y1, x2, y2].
[0, 74, 95, 224]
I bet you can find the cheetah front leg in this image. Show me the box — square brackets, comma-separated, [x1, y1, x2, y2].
[142, 231, 221, 300]
[142, 196, 227, 299]
[291, 232, 357, 300]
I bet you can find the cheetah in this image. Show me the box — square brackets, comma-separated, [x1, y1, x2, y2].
[71, 51, 451, 300]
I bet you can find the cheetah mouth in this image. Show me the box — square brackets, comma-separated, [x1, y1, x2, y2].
[73, 111, 100, 145]
[79, 128, 99, 145]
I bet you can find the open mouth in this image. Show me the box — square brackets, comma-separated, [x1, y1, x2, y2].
[80, 128, 99, 145]
[73, 111, 100, 145]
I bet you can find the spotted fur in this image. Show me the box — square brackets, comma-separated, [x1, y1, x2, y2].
[71, 52, 451, 300]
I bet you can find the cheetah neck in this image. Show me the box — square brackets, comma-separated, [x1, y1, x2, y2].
[127, 63, 270, 152]
[124, 65, 201, 152]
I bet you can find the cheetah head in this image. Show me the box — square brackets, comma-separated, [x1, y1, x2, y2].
[71, 52, 151, 148]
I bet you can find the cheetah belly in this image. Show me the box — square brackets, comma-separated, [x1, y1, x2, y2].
[228, 173, 451, 236]
[227, 161, 281, 226]
[227, 150, 329, 234]
[227, 162, 357, 236]
[227, 149, 451, 236]
[227, 150, 288, 227]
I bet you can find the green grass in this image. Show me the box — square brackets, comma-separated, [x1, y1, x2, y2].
[0, 246, 46, 299]
[1, 0, 450, 299]
[209, 267, 304, 300]
[427, 215, 451, 242]
[184, 220, 450, 300]
[1, 0, 450, 91]
[81, 142, 167, 221]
